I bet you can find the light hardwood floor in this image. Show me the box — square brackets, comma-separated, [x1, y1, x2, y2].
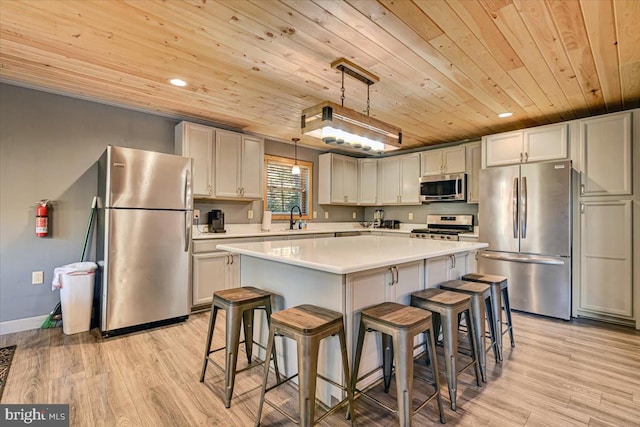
[1, 311, 639, 426]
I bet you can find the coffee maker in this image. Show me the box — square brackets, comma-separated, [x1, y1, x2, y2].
[207, 209, 226, 233]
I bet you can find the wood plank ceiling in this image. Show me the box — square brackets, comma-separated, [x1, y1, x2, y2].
[1, 0, 639, 152]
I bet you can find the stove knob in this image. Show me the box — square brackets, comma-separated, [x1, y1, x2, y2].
[446, 236, 452, 240]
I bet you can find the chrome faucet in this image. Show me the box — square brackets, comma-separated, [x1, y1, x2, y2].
[290, 205, 302, 229]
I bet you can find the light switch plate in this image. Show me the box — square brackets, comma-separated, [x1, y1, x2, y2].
[408, 212, 413, 220]
[248, 210, 254, 219]
[352, 212, 356, 219]
[324, 211, 329, 219]
[32, 271, 44, 285]
[313, 211, 318, 219]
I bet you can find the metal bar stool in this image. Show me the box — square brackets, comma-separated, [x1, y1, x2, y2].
[200, 286, 280, 408]
[439, 280, 498, 382]
[462, 273, 516, 360]
[410, 288, 481, 411]
[351, 302, 445, 426]
[255, 304, 354, 427]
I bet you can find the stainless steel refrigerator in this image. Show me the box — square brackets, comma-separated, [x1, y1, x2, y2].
[97, 146, 192, 335]
[478, 160, 572, 320]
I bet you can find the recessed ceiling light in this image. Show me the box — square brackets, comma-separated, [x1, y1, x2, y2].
[169, 78, 187, 87]
[498, 112, 513, 118]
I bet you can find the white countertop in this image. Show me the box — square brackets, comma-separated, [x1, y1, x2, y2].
[217, 235, 488, 274]
[193, 222, 479, 239]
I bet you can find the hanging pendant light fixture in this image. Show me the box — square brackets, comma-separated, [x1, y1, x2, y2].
[291, 137, 301, 175]
[301, 58, 402, 156]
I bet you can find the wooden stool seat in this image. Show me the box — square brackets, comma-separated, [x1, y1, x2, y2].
[271, 304, 343, 333]
[439, 280, 498, 382]
[214, 286, 274, 305]
[462, 273, 516, 358]
[352, 302, 445, 426]
[200, 286, 280, 409]
[411, 289, 481, 411]
[256, 305, 354, 426]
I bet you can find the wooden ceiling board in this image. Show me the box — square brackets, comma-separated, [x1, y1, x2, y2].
[0, 0, 638, 153]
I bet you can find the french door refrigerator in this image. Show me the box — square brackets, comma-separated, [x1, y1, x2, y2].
[97, 146, 192, 336]
[478, 160, 572, 320]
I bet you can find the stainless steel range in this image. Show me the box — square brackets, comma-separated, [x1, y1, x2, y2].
[410, 214, 474, 240]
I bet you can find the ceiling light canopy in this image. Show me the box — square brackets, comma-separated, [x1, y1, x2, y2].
[301, 59, 402, 156]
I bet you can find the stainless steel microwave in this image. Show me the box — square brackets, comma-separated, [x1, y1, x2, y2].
[420, 173, 467, 202]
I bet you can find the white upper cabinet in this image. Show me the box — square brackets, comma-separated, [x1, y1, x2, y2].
[484, 123, 568, 167]
[579, 111, 632, 196]
[420, 146, 466, 175]
[465, 141, 481, 204]
[358, 158, 378, 205]
[379, 153, 420, 205]
[175, 122, 215, 197]
[318, 153, 358, 205]
[214, 130, 264, 199]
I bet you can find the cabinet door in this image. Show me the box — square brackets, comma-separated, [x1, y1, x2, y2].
[399, 154, 420, 204]
[214, 130, 242, 198]
[524, 124, 568, 163]
[240, 136, 264, 198]
[178, 123, 214, 197]
[580, 112, 632, 196]
[358, 158, 378, 205]
[466, 142, 481, 203]
[420, 150, 443, 176]
[444, 146, 466, 173]
[485, 131, 523, 167]
[192, 252, 229, 306]
[344, 156, 358, 203]
[449, 253, 468, 280]
[330, 155, 346, 203]
[579, 201, 633, 318]
[426, 256, 449, 288]
[387, 261, 423, 305]
[379, 157, 401, 204]
[227, 254, 240, 289]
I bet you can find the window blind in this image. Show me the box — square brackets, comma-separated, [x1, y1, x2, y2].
[266, 160, 310, 215]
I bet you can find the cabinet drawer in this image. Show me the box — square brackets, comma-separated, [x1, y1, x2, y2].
[193, 237, 260, 253]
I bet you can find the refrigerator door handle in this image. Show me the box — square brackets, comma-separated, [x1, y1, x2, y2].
[184, 169, 193, 211]
[512, 177, 519, 238]
[184, 211, 191, 252]
[521, 176, 527, 239]
[479, 252, 565, 265]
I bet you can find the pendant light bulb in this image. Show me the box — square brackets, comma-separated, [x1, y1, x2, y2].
[291, 137, 301, 175]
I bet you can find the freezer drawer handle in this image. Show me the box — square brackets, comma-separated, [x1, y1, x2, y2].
[480, 252, 565, 266]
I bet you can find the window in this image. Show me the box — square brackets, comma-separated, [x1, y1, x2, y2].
[264, 155, 313, 220]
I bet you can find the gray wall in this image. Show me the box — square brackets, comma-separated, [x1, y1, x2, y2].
[364, 203, 478, 227]
[0, 83, 361, 323]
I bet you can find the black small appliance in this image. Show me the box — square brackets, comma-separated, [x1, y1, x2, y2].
[207, 209, 226, 233]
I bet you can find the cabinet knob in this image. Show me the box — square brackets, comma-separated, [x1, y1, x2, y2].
[524, 152, 529, 162]
[208, 185, 212, 195]
[580, 184, 585, 195]
[520, 152, 523, 162]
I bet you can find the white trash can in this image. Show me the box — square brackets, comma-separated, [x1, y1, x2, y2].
[53, 262, 98, 335]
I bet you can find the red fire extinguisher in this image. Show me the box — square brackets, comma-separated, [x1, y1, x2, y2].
[36, 200, 49, 237]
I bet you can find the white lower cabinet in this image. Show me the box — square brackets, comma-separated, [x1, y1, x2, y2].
[192, 252, 239, 307]
[347, 261, 424, 389]
[425, 253, 468, 288]
[579, 200, 633, 319]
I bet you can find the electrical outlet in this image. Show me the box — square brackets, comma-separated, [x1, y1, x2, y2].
[313, 211, 318, 219]
[248, 210, 254, 219]
[352, 212, 356, 219]
[324, 211, 329, 219]
[408, 212, 413, 220]
[32, 271, 44, 285]
[193, 209, 200, 220]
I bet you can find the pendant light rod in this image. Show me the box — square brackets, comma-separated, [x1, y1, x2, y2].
[291, 137, 301, 175]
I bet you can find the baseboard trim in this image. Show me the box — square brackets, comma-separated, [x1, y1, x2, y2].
[0, 315, 49, 335]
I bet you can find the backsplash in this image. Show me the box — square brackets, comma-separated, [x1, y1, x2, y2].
[363, 202, 479, 226]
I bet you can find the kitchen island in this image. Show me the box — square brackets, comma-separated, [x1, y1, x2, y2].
[216, 235, 488, 404]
